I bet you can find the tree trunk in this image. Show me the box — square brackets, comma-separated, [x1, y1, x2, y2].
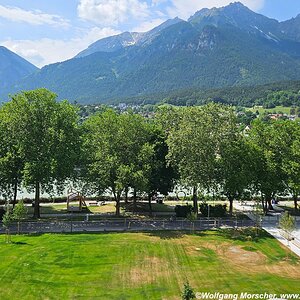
[293, 194, 298, 211]
[261, 196, 267, 215]
[192, 186, 198, 215]
[115, 192, 121, 217]
[265, 199, 268, 214]
[266, 197, 273, 211]
[228, 196, 234, 215]
[33, 181, 40, 219]
[124, 187, 129, 204]
[133, 188, 137, 211]
[12, 179, 18, 208]
[148, 193, 152, 217]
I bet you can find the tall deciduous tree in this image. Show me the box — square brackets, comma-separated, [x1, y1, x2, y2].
[166, 103, 236, 214]
[82, 109, 154, 216]
[135, 123, 177, 215]
[1, 89, 80, 218]
[218, 136, 254, 214]
[247, 119, 286, 213]
[0, 106, 24, 206]
[275, 120, 300, 211]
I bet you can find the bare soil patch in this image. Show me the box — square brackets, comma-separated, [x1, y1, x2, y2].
[128, 256, 171, 285]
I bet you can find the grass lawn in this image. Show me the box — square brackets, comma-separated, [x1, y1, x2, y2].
[26, 203, 119, 215]
[0, 229, 299, 299]
[246, 106, 292, 115]
[24, 200, 233, 219]
[26, 202, 174, 217]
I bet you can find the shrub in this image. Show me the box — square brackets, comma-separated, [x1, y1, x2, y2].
[2, 208, 13, 243]
[182, 281, 196, 300]
[13, 200, 28, 234]
[175, 205, 193, 218]
[187, 212, 198, 221]
[199, 203, 227, 217]
[13, 200, 27, 221]
[279, 211, 296, 241]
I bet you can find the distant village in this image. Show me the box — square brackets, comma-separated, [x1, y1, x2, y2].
[78, 102, 300, 125]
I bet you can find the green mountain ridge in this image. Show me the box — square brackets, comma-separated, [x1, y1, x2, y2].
[132, 80, 300, 107]
[0, 46, 38, 91]
[2, 2, 300, 104]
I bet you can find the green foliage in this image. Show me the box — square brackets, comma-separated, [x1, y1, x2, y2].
[165, 104, 237, 212]
[181, 281, 196, 300]
[199, 203, 227, 217]
[12, 200, 27, 221]
[2, 207, 12, 229]
[0, 88, 80, 218]
[2, 208, 13, 243]
[0, 207, 5, 220]
[224, 227, 266, 241]
[217, 123, 254, 211]
[279, 212, 296, 239]
[186, 212, 198, 221]
[247, 119, 287, 211]
[252, 200, 263, 229]
[157, 81, 300, 108]
[276, 121, 300, 210]
[0, 103, 24, 201]
[81, 109, 175, 215]
[175, 205, 193, 218]
[166, 104, 236, 188]
[2, 88, 300, 219]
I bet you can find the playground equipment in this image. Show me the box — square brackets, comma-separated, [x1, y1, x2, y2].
[67, 190, 87, 212]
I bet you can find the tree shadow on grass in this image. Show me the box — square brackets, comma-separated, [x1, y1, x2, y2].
[147, 230, 207, 240]
[215, 227, 271, 242]
[122, 202, 174, 214]
[12, 241, 29, 245]
[147, 231, 185, 239]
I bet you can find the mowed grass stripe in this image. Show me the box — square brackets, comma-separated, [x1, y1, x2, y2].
[0, 230, 299, 299]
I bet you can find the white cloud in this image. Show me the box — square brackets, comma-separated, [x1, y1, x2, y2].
[78, 0, 149, 26]
[167, 0, 265, 19]
[132, 18, 166, 32]
[1, 27, 120, 67]
[0, 5, 70, 27]
[151, 0, 169, 6]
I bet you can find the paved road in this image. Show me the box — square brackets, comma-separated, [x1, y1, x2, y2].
[234, 201, 300, 257]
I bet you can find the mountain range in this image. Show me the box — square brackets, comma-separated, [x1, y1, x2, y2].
[0, 46, 38, 92]
[1, 2, 300, 104]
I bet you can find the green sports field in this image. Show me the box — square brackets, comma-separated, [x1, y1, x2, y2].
[0, 230, 299, 299]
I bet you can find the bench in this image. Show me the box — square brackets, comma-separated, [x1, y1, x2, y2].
[89, 201, 98, 207]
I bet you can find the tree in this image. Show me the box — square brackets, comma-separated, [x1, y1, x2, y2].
[13, 200, 27, 234]
[279, 211, 296, 243]
[217, 128, 254, 214]
[166, 104, 237, 214]
[247, 119, 286, 213]
[2, 207, 13, 243]
[1, 89, 80, 218]
[82, 109, 154, 216]
[252, 199, 264, 235]
[135, 124, 177, 215]
[277, 120, 300, 211]
[0, 107, 24, 207]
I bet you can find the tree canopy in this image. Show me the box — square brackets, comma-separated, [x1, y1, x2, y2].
[0, 89, 80, 218]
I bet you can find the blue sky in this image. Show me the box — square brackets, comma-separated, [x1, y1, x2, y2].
[0, 0, 299, 67]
